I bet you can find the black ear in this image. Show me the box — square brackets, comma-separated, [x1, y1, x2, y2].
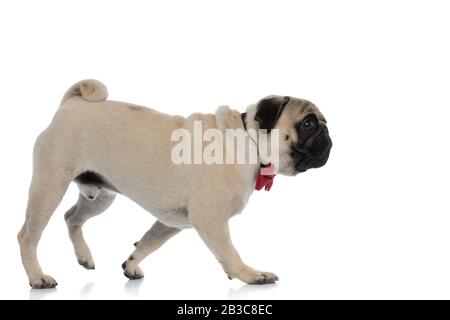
[254, 96, 290, 133]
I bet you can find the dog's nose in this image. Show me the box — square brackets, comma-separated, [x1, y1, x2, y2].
[310, 131, 332, 159]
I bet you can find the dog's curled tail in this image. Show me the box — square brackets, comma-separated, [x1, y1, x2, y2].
[60, 79, 108, 105]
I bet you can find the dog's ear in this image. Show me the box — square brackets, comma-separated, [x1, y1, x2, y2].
[254, 96, 290, 133]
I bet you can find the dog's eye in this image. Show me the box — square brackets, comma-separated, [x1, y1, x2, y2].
[302, 118, 315, 130]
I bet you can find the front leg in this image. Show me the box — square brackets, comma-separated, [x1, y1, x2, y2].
[189, 206, 278, 284]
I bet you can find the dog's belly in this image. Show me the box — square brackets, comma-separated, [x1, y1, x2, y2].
[148, 207, 192, 229]
[73, 171, 192, 228]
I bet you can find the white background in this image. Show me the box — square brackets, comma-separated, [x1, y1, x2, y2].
[1, 0, 449, 300]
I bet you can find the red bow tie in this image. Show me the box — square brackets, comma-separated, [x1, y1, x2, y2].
[255, 163, 276, 191]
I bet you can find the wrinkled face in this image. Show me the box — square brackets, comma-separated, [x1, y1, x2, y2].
[254, 95, 332, 176]
[291, 111, 332, 173]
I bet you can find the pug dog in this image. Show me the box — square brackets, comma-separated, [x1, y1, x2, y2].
[18, 80, 332, 289]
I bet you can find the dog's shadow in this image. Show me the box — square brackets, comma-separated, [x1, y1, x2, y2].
[29, 288, 57, 300]
[79, 282, 95, 299]
[228, 283, 278, 299]
[124, 279, 144, 297]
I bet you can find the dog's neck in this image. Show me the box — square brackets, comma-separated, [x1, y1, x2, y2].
[242, 104, 276, 190]
[241, 104, 272, 169]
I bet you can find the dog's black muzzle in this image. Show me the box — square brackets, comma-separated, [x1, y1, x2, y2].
[292, 126, 332, 172]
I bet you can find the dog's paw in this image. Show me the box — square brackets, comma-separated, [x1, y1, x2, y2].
[122, 259, 144, 280]
[78, 258, 95, 270]
[248, 271, 279, 284]
[73, 246, 96, 270]
[232, 267, 279, 285]
[29, 274, 58, 289]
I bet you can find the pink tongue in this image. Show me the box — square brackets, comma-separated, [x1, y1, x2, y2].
[255, 163, 276, 191]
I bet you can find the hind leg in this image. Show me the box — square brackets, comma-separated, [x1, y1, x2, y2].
[18, 168, 71, 289]
[122, 221, 180, 279]
[65, 189, 115, 269]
